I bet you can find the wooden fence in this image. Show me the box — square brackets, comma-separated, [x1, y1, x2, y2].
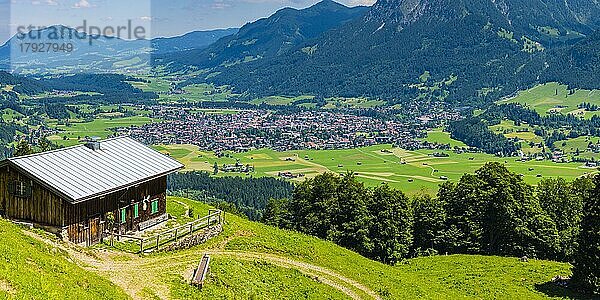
[113, 209, 223, 253]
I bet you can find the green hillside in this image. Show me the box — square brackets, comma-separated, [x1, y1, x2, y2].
[68, 197, 581, 299]
[0, 219, 128, 299]
[0, 197, 586, 299]
[498, 82, 600, 118]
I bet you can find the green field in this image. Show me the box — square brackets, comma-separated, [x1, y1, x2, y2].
[131, 76, 237, 104]
[489, 120, 546, 154]
[155, 144, 598, 194]
[47, 116, 157, 147]
[131, 74, 386, 109]
[322, 97, 386, 109]
[498, 82, 600, 118]
[0, 219, 128, 299]
[170, 257, 348, 299]
[250, 95, 315, 106]
[420, 129, 468, 148]
[71, 104, 153, 117]
[1, 197, 587, 299]
[1, 108, 25, 122]
[33, 196, 577, 299]
[556, 136, 600, 160]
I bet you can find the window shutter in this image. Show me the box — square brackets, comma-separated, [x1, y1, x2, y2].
[25, 182, 32, 198]
[151, 200, 159, 214]
[133, 203, 139, 218]
[121, 208, 126, 224]
[7, 181, 32, 198]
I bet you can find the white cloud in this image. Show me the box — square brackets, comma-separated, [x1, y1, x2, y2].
[72, 0, 94, 9]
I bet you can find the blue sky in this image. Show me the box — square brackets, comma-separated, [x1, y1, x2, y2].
[1, 0, 375, 43]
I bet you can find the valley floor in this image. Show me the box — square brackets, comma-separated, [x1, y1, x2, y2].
[1, 197, 589, 300]
[155, 144, 598, 195]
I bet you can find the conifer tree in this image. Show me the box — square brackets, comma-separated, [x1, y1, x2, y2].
[571, 176, 600, 294]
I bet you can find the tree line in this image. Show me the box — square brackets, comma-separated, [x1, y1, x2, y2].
[447, 117, 520, 155]
[448, 102, 600, 153]
[0, 120, 28, 159]
[482, 103, 600, 148]
[262, 164, 599, 294]
[167, 171, 294, 221]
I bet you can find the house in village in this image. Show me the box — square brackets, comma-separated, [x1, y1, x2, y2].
[0, 137, 183, 245]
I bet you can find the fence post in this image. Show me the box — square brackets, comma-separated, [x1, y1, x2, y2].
[156, 234, 160, 250]
[140, 240, 144, 253]
[174, 228, 178, 242]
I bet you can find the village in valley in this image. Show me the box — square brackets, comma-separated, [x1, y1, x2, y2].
[8, 84, 600, 194]
[116, 107, 459, 152]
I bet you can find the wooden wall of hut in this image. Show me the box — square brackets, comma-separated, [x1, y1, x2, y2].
[1, 164, 169, 245]
[0, 165, 65, 226]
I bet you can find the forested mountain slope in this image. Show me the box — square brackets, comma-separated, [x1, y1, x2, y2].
[151, 28, 238, 55]
[205, 0, 600, 106]
[544, 31, 600, 89]
[158, 0, 368, 69]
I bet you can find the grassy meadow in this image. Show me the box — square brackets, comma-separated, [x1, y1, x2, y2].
[168, 197, 581, 299]
[498, 82, 600, 118]
[154, 142, 597, 195]
[250, 95, 314, 106]
[0, 220, 128, 299]
[420, 129, 468, 148]
[1, 109, 25, 123]
[169, 257, 348, 299]
[130, 76, 237, 104]
[0, 197, 586, 299]
[107, 197, 582, 299]
[131, 75, 387, 109]
[46, 116, 157, 147]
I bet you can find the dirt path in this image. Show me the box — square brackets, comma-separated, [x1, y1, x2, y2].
[22, 230, 170, 300]
[172, 199, 191, 217]
[23, 230, 381, 300]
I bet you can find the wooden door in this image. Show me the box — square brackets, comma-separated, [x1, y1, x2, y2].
[88, 217, 102, 245]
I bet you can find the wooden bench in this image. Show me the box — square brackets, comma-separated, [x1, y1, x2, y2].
[191, 254, 211, 288]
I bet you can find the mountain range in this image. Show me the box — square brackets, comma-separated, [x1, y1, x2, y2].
[156, 0, 368, 70]
[3, 0, 600, 107]
[174, 0, 600, 106]
[0, 26, 237, 73]
[151, 28, 238, 55]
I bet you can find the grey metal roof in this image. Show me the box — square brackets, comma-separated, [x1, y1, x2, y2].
[4, 137, 183, 203]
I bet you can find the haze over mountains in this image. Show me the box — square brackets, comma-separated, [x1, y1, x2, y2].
[151, 28, 239, 55]
[0, 26, 237, 73]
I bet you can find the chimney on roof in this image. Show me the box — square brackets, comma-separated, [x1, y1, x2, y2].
[84, 137, 101, 151]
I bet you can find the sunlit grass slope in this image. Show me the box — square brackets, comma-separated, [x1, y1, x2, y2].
[0, 219, 128, 299]
[162, 197, 577, 299]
